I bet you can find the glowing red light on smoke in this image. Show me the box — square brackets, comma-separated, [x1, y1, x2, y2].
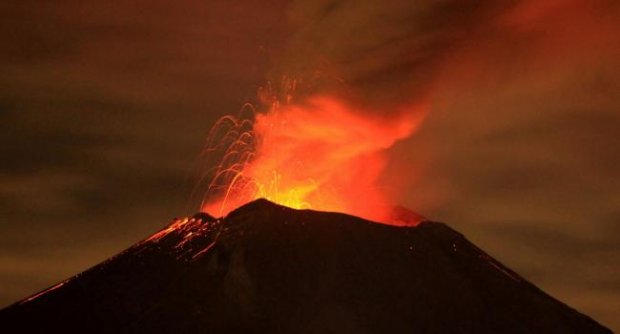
[200, 85, 426, 223]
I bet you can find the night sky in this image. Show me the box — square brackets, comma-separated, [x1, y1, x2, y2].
[1, 0, 619, 330]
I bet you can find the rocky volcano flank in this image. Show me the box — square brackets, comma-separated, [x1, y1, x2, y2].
[0, 199, 611, 333]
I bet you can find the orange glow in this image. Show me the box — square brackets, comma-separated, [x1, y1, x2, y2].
[20, 281, 66, 304]
[200, 91, 426, 223]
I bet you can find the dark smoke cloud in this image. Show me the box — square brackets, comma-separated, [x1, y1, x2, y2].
[273, 1, 619, 109]
[275, 0, 494, 106]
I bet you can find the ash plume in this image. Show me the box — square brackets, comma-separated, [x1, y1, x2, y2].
[274, 0, 619, 108]
[256, 0, 620, 213]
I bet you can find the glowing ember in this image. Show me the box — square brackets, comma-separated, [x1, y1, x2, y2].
[20, 281, 66, 304]
[200, 85, 426, 223]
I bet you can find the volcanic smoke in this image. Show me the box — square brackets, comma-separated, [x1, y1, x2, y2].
[197, 0, 619, 224]
[200, 80, 426, 223]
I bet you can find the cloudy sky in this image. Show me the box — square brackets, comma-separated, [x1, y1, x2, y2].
[1, 0, 618, 330]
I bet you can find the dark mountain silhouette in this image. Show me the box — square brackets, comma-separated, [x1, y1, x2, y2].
[0, 199, 611, 333]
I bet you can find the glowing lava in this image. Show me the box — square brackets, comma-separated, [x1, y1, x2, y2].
[200, 91, 425, 223]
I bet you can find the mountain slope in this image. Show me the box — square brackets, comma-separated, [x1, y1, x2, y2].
[0, 199, 611, 333]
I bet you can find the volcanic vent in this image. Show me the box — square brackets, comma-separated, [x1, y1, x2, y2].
[0, 199, 610, 333]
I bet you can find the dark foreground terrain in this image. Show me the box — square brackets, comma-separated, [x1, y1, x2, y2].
[0, 199, 611, 333]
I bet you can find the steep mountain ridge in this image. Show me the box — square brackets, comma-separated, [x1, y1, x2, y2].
[0, 199, 611, 333]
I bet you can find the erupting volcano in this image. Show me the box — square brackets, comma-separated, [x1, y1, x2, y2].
[0, 82, 612, 333]
[2, 0, 619, 331]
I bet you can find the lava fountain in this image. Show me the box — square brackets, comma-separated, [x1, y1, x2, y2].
[200, 83, 426, 223]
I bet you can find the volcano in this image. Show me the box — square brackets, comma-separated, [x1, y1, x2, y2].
[0, 199, 610, 333]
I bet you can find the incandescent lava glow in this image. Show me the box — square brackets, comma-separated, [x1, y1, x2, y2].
[200, 91, 425, 222]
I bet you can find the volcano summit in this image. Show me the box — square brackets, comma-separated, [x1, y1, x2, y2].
[0, 199, 611, 333]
